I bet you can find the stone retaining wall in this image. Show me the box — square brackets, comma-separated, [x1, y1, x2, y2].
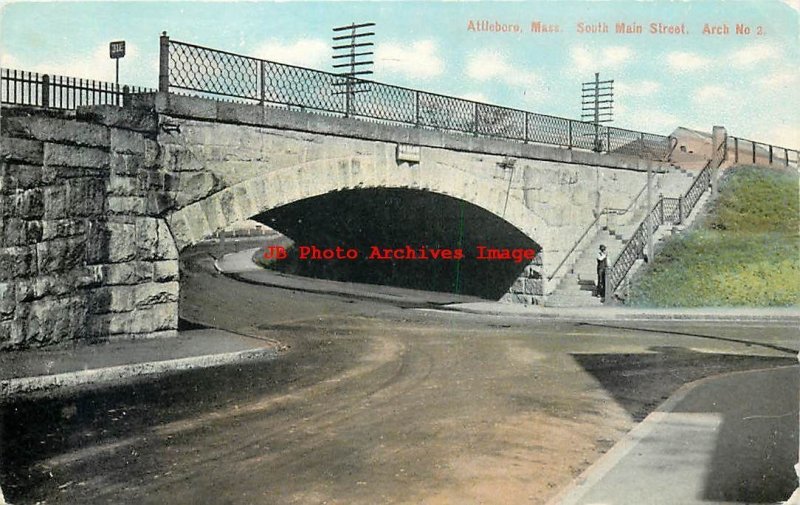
[1, 107, 179, 349]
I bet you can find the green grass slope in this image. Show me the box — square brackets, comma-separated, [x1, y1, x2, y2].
[628, 165, 800, 307]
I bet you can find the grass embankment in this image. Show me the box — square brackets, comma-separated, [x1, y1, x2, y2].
[629, 165, 799, 307]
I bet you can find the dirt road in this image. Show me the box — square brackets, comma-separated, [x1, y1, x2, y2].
[1, 248, 796, 504]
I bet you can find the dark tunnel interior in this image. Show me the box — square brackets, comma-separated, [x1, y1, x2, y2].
[252, 188, 541, 300]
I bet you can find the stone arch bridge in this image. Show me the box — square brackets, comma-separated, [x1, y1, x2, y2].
[0, 93, 673, 348]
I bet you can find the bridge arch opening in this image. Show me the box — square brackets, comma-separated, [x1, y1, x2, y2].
[250, 187, 541, 299]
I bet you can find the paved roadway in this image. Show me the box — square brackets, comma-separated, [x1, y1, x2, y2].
[0, 245, 797, 504]
[552, 365, 799, 505]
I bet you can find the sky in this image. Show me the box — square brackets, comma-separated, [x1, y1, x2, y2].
[1, 1, 798, 147]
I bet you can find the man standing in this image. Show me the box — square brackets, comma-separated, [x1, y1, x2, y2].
[596, 244, 608, 301]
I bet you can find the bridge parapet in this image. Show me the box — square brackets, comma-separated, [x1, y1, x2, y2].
[127, 92, 670, 175]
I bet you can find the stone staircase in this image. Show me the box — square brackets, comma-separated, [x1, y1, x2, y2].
[544, 162, 705, 307]
[503, 160, 710, 307]
[662, 163, 698, 197]
[545, 228, 626, 307]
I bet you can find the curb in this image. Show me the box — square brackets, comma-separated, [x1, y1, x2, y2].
[545, 364, 800, 505]
[438, 306, 800, 324]
[0, 347, 278, 401]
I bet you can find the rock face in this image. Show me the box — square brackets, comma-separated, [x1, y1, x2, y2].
[1, 93, 672, 349]
[1, 107, 178, 349]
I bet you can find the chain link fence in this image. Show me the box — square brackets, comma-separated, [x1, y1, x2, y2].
[162, 36, 675, 161]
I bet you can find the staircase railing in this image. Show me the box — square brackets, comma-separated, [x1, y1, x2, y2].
[550, 175, 653, 283]
[681, 158, 712, 217]
[548, 179, 650, 285]
[605, 145, 721, 298]
[605, 198, 664, 292]
[602, 181, 649, 231]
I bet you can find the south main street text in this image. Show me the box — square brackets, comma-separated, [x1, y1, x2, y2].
[468, 20, 766, 36]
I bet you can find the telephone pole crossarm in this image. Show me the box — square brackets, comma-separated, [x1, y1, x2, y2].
[331, 21, 376, 117]
[581, 72, 615, 152]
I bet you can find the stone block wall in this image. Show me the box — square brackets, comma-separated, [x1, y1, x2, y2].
[0, 107, 179, 350]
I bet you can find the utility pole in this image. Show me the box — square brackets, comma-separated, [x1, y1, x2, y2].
[581, 72, 614, 152]
[331, 22, 375, 117]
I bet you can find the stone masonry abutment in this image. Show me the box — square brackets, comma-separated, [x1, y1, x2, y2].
[1, 105, 178, 349]
[1, 93, 671, 348]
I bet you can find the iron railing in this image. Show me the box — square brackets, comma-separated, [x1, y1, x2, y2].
[728, 136, 799, 168]
[548, 210, 607, 283]
[605, 143, 718, 295]
[682, 159, 712, 212]
[606, 198, 665, 292]
[160, 35, 675, 161]
[1, 68, 154, 110]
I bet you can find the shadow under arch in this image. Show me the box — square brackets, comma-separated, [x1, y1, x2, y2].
[254, 187, 542, 299]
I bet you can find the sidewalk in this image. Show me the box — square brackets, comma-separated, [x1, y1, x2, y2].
[548, 365, 800, 505]
[218, 248, 800, 323]
[0, 328, 280, 400]
[444, 302, 800, 323]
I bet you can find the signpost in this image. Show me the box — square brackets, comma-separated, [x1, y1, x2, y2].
[109, 40, 126, 85]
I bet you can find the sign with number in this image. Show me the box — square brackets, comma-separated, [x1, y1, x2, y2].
[109, 41, 126, 59]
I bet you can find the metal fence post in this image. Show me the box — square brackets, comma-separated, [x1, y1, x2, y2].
[734, 137, 739, 163]
[41, 74, 50, 108]
[159, 31, 170, 93]
[752, 141, 756, 164]
[344, 78, 351, 117]
[723, 131, 728, 162]
[640, 131, 645, 157]
[473, 102, 478, 135]
[659, 195, 664, 224]
[785, 148, 789, 167]
[603, 268, 609, 303]
[415, 91, 420, 126]
[769, 145, 773, 165]
[678, 195, 684, 224]
[568, 120, 573, 149]
[606, 128, 611, 153]
[524, 113, 529, 143]
[259, 60, 265, 106]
